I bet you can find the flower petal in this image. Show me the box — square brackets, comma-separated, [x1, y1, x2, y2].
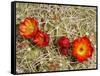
[19, 17, 39, 38]
[32, 30, 49, 47]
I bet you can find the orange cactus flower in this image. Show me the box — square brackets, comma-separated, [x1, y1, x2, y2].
[32, 30, 49, 47]
[72, 36, 94, 62]
[19, 17, 39, 38]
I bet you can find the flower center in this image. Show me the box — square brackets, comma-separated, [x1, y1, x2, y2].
[77, 44, 87, 55]
[26, 24, 34, 33]
[80, 47, 84, 52]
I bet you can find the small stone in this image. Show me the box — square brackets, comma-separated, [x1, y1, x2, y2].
[40, 61, 43, 64]
[59, 63, 63, 67]
[86, 32, 89, 36]
[43, 69, 46, 72]
[94, 45, 96, 48]
[27, 47, 31, 51]
[49, 58, 52, 61]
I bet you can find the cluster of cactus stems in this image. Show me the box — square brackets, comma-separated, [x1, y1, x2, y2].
[16, 3, 97, 73]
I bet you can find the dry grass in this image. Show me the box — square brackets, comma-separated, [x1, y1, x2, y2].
[16, 3, 97, 73]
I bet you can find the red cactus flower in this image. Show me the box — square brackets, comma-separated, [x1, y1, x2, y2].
[19, 17, 39, 38]
[72, 36, 94, 62]
[59, 47, 68, 56]
[32, 30, 49, 47]
[57, 36, 70, 48]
